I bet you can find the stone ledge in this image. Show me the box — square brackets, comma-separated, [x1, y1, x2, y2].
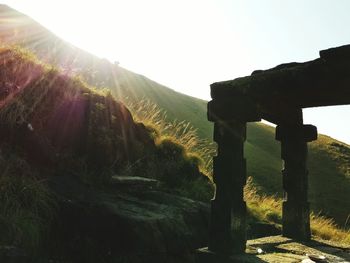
[195, 247, 262, 263]
[110, 175, 159, 188]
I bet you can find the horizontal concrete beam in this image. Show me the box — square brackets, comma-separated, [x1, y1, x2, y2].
[207, 97, 261, 123]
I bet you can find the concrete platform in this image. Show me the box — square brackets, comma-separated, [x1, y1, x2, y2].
[196, 235, 350, 263]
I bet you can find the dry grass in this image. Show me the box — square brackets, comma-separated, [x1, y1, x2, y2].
[310, 213, 350, 244]
[124, 98, 216, 177]
[0, 148, 57, 254]
[245, 177, 350, 245]
[245, 177, 282, 224]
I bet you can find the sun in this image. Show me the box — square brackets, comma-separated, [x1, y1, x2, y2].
[2, 0, 246, 101]
[3, 1, 137, 58]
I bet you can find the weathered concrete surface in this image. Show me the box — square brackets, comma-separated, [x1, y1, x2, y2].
[197, 236, 350, 263]
[210, 45, 350, 109]
[247, 236, 350, 263]
[209, 44, 350, 125]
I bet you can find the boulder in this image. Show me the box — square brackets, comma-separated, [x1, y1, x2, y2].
[0, 246, 27, 263]
[47, 176, 210, 263]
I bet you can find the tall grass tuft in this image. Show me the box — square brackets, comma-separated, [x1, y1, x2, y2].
[124, 98, 216, 178]
[0, 147, 57, 255]
[310, 213, 350, 244]
[245, 177, 350, 245]
[245, 177, 282, 224]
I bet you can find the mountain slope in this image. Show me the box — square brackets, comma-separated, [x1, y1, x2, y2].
[0, 4, 210, 139]
[1, 4, 349, 226]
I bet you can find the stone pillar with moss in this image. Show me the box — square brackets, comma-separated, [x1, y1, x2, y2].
[205, 95, 260, 256]
[208, 120, 247, 254]
[275, 118, 317, 241]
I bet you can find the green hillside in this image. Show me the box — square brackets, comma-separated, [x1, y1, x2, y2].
[1, 4, 349, 227]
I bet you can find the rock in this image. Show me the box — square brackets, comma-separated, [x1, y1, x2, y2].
[47, 176, 210, 263]
[110, 175, 159, 189]
[195, 247, 264, 263]
[0, 246, 27, 263]
[306, 254, 327, 262]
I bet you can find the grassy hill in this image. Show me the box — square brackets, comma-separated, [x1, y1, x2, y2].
[0, 45, 219, 260]
[1, 4, 349, 227]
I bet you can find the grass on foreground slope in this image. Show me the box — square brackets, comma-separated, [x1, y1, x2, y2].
[0, 45, 213, 191]
[0, 46, 214, 255]
[0, 45, 140, 254]
[0, 148, 57, 257]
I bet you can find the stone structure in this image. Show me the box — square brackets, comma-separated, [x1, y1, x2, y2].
[204, 44, 350, 256]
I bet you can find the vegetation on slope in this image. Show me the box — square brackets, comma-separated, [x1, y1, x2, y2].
[124, 99, 215, 200]
[0, 147, 57, 257]
[0, 46, 154, 183]
[0, 44, 213, 188]
[0, 46, 213, 256]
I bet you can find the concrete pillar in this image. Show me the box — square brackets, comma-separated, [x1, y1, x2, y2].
[209, 120, 247, 254]
[276, 122, 317, 241]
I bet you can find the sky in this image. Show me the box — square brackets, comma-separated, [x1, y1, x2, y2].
[2, 0, 350, 143]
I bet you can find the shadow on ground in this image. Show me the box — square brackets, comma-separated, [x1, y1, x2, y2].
[246, 235, 350, 263]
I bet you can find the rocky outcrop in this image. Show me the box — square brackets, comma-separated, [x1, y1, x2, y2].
[47, 176, 210, 263]
[0, 46, 155, 175]
[0, 46, 212, 263]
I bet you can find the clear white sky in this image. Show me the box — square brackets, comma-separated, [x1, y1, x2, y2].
[2, 0, 350, 143]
